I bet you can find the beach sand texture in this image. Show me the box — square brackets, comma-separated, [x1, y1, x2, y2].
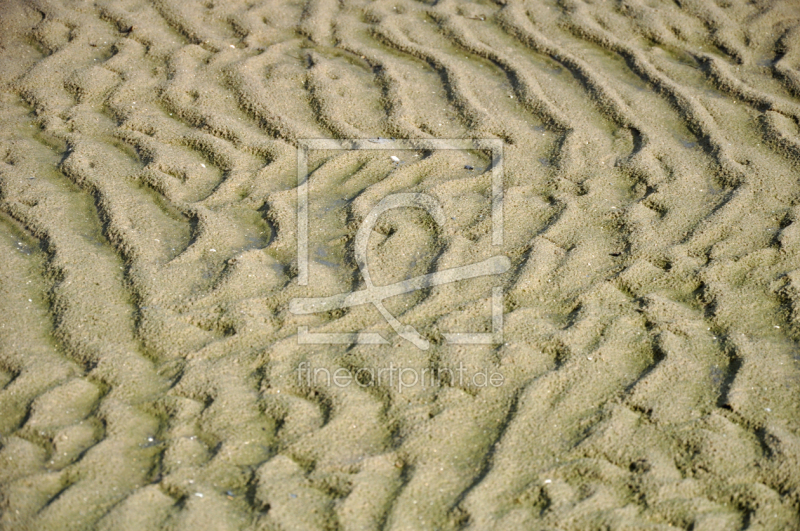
[2, 0, 800, 529]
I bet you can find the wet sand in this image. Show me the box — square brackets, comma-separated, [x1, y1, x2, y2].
[2, 0, 800, 529]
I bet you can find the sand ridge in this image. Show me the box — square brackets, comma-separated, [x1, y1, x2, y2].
[2, 0, 800, 529]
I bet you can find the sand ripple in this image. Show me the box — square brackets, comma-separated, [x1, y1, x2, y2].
[2, 0, 800, 528]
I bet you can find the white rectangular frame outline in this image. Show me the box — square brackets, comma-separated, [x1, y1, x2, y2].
[296, 138, 504, 286]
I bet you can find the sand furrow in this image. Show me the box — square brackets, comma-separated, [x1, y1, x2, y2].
[372, 15, 503, 135]
[0, 121, 169, 531]
[335, 17, 440, 139]
[563, 2, 749, 184]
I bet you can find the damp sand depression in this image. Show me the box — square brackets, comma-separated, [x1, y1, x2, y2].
[2, 0, 800, 529]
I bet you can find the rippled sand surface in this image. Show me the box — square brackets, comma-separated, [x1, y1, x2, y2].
[2, 0, 800, 529]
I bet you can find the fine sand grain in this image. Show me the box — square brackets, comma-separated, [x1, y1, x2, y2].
[2, 0, 800, 529]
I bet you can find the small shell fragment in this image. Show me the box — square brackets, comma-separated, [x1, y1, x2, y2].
[390, 156, 400, 163]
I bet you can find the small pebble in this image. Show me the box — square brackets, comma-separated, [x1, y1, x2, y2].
[390, 156, 400, 163]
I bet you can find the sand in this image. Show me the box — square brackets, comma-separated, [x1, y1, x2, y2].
[2, 0, 800, 528]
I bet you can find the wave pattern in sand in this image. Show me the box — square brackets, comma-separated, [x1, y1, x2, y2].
[2, 0, 800, 529]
